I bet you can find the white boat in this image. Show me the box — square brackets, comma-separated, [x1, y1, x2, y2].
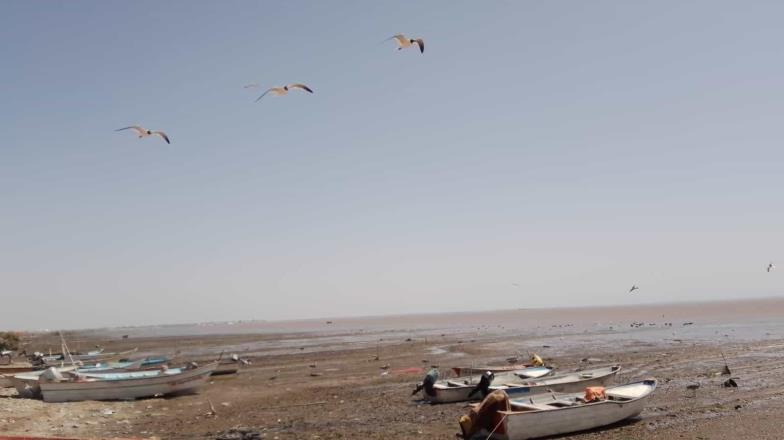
[39, 362, 217, 402]
[40, 348, 139, 367]
[452, 364, 542, 377]
[424, 365, 620, 404]
[12, 366, 79, 398]
[473, 379, 657, 439]
[76, 367, 183, 380]
[0, 363, 35, 387]
[212, 360, 240, 376]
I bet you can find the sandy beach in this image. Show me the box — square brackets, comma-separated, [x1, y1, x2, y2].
[2, 298, 784, 439]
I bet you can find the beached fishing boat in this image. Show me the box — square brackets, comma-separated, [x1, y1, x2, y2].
[12, 366, 78, 398]
[76, 357, 167, 373]
[11, 358, 168, 397]
[76, 367, 183, 380]
[460, 379, 657, 439]
[213, 359, 240, 376]
[40, 348, 139, 367]
[415, 366, 552, 403]
[452, 354, 546, 377]
[452, 364, 541, 377]
[39, 362, 217, 402]
[212, 354, 250, 376]
[424, 365, 620, 404]
[1, 363, 36, 387]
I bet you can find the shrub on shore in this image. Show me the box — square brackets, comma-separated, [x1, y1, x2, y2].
[0, 332, 20, 351]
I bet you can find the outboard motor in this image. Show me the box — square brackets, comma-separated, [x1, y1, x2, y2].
[412, 368, 439, 396]
[467, 371, 495, 399]
[29, 352, 45, 368]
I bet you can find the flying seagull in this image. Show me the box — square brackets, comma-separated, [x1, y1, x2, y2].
[243, 83, 260, 89]
[767, 262, 775, 273]
[255, 83, 313, 102]
[629, 285, 639, 293]
[115, 126, 170, 144]
[387, 34, 424, 53]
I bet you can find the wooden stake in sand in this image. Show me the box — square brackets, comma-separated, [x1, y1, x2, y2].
[206, 399, 217, 416]
[720, 351, 732, 375]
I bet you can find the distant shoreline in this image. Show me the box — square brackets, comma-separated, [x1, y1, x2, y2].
[10, 295, 783, 335]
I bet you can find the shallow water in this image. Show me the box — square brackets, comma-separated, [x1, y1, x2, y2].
[88, 298, 784, 357]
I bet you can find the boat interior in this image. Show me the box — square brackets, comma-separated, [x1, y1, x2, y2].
[508, 380, 656, 412]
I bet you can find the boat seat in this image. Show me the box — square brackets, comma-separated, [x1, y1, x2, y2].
[548, 399, 578, 407]
[446, 380, 467, 387]
[510, 402, 552, 411]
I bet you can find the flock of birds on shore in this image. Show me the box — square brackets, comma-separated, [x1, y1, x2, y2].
[112, 33, 424, 145]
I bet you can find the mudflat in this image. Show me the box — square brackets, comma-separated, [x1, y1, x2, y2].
[2, 298, 784, 439]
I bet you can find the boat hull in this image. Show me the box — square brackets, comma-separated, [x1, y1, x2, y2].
[1, 364, 35, 387]
[42, 348, 139, 367]
[211, 365, 239, 376]
[39, 362, 217, 403]
[452, 364, 535, 377]
[426, 366, 620, 404]
[498, 380, 657, 440]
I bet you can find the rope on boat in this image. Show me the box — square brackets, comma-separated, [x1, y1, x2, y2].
[484, 413, 508, 440]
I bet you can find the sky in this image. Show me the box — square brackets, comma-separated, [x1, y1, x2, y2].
[1, 1, 782, 330]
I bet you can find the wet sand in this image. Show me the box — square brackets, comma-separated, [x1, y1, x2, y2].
[2, 298, 784, 439]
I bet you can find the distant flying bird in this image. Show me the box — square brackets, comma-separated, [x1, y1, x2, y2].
[115, 126, 170, 144]
[243, 83, 260, 89]
[767, 262, 775, 272]
[387, 34, 424, 53]
[255, 83, 314, 102]
[629, 285, 639, 293]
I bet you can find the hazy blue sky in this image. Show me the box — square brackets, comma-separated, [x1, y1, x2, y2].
[1, 1, 782, 330]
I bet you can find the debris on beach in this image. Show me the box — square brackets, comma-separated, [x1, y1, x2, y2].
[723, 378, 739, 388]
[215, 427, 262, 440]
[206, 399, 217, 417]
